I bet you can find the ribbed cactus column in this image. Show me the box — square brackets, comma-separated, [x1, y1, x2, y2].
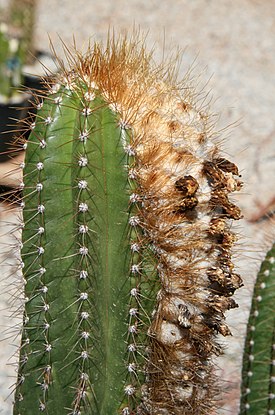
[12, 36, 243, 415]
[13, 85, 150, 414]
[240, 242, 275, 415]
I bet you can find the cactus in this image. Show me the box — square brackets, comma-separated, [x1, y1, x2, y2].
[11, 34, 243, 414]
[240, 241, 275, 415]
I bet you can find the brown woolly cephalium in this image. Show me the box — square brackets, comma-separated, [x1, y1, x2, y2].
[8, 34, 243, 415]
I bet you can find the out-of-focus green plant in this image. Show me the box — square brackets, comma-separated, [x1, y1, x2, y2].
[0, 23, 24, 101]
[8, 0, 37, 65]
[0, 0, 37, 101]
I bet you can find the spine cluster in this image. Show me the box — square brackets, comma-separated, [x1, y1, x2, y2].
[12, 35, 243, 415]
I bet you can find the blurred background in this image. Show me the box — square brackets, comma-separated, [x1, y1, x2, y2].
[0, 0, 274, 414]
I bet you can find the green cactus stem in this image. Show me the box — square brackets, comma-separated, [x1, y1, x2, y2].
[240, 242, 275, 415]
[12, 35, 243, 414]
[13, 84, 158, 414]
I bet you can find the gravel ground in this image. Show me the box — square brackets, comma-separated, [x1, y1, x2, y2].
[0, 0, 275, 414]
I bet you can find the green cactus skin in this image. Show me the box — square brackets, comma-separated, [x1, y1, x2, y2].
[13, 85, 158, 414]
[12, 36, 244, 415]
[240, 242, 275, 415]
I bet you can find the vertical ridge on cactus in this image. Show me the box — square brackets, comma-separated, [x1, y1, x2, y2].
[12, 33, 243, 414]
[240, 242, 275, 415]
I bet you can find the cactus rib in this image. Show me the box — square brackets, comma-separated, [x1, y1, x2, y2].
[240, 242, 275, 415]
